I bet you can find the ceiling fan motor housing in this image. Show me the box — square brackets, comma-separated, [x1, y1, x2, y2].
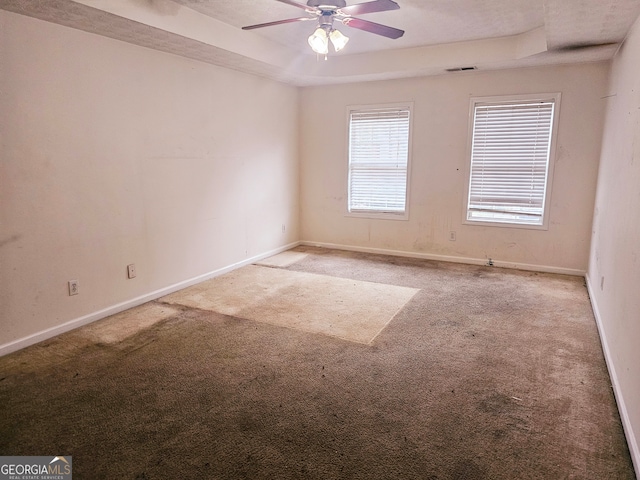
[307, 0, 347, 8]
[319, 12, 335, 28]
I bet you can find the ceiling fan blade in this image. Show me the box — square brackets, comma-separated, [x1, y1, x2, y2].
[242, 16, 314, 30]
[342, 17, 404, 39]
[338, 0, 400, 16]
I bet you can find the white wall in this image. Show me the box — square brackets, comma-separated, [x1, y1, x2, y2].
[300, 63, 609, 274]
[587, 16, 640, 473]
[0, 11, 299, 350]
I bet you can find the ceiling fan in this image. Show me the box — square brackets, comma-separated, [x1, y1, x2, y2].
[242, 0, 404, 56]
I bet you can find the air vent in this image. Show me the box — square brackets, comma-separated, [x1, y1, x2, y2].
[446, 66, 477, 72]
[554, 42, 617, 52]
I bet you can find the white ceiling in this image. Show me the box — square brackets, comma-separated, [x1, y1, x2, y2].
[2, 0, 640, 85]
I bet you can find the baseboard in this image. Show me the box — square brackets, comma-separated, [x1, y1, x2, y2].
[0, 241, 301, 357]
[300, 241, 586, 276]
[585, 274, 640, 477]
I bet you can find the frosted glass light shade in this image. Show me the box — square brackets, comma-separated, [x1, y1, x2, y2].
[330, 29, 349, 52]
[308, 27, 329, 54]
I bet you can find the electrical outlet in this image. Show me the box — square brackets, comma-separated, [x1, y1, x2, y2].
[68, 280, 79, 296]
[282, 224, 286, 233]
[449, 231, 456, 241]
[127, 264, 136, 279]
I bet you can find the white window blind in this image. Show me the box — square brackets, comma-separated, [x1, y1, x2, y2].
[467, 100, 555, 226]
[348, 107, 410, 214]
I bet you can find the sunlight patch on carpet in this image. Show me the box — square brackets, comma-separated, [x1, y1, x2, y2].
[160, 265, 418, 344]
[254, 250, 308, 268]
[78, 303, 180, 344]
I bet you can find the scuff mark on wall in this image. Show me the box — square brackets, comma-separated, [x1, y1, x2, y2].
[0, 234, 21, 248]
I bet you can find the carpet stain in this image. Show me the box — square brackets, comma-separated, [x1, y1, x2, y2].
[451, 459, 487, 479]
[477, 392, 521, 415]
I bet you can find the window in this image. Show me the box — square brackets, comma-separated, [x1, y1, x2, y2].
[348, 104, 412, 219]
[465, 94, 560, 228]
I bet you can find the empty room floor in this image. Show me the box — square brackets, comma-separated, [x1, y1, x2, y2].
[0, 247, 634, 479]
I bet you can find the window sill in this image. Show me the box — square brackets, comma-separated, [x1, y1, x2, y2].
[346, 211, 409, 221]
[463, 218, 549, 231]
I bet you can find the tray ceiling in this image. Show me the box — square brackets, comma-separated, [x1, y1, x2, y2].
[2, 0, 640, 85]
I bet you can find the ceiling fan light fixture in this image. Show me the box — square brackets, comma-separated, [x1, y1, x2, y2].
[243, 0, 404, 57]
[329, 28, 349, 52]
[308, 27, 329, 54]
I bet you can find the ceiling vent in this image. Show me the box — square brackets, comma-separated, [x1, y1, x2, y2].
[554, 42, 617, 52]
[445, 66, 477, 72]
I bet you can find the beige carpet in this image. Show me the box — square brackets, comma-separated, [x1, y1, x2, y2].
[0, 247, 634, 479]
[160, 264, 419, 344]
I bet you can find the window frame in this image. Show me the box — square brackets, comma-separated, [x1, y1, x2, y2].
[463, 93, 561, 230]
[345, 102, 414, 221]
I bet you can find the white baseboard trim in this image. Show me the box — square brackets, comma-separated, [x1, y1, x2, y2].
[585, 274, 639, 477]
[0, 241, 301, 357]
[301, 241, 586, 276]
